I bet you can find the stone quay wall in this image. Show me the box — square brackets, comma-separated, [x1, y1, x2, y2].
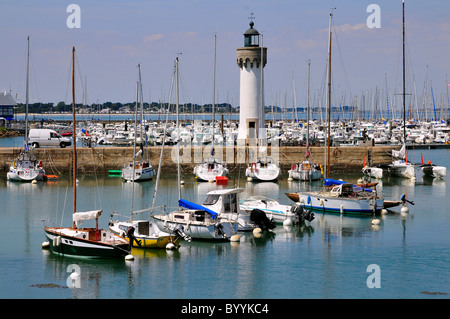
[0, 144, 399, 176]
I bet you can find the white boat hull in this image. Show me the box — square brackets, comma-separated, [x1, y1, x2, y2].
[362, 166, 383, 179]
[388, 161, 415, 179]
[7, 167, 45, 181]
[422, 165, 447, 178]
[152, 211, 238, 240]
[246, 165, 280, 181]
[122, 166, 156, 182]
[194, 162, 229, 182]
[296, 192, 384, 216]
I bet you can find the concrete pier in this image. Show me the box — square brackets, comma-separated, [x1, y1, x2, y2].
[0, 144, 399, 175]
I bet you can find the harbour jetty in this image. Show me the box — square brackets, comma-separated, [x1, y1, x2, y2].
[0, 144, 398, 175]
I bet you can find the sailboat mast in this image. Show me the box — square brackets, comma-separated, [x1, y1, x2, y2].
[72, 46, 77, 227]
[326, 12, 333, 178]
[25, 36, 30, 149]
[402, 0, 406, 143]
[212, 34, 216, 149]
[307, 59, 311, 154]
[175, 57, 181, 201]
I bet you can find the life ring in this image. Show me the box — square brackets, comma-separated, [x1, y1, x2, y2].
[38, 161, 42, 167]
[333, 148, 342, 158]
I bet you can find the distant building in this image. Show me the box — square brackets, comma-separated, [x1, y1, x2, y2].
[0, 90, 16, 119]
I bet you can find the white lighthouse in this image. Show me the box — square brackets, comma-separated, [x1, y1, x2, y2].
[236, 20, 267, 145]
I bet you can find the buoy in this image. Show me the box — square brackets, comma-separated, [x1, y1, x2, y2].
[209, 179, 214, 183]
[381, 209, 387, 215]
[401, 206, 409, 214]
[230, 234, 240, 242]
[180, 180, 185, 185]
[41, 241, 50, 249]
[125, 254, 134, 261]
[76, 179, 79, 184]
[253, 227, 262, 236]
[287, 177, 293, 181]
[247, 177, 252, 182]
[32, 180, 37, 184]
[166, 243, 176, 250]
[283, 219, 292, 227]
[371, 219, 380, 225]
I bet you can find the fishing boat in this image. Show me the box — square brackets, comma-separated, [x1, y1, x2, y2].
[7, 37, 45, 182]
[43, 47, 130, 259]
[194, 36, 228, 182]
[285, 182, 384, 216]
[288, 60, 322, 182]
[122, 65, 156, 182]
[246, 155, 281, 182]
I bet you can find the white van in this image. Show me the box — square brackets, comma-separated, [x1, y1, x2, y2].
[28, 129, 72, 148]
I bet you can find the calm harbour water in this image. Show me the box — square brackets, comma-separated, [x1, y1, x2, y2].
[0, 146, 449, 301]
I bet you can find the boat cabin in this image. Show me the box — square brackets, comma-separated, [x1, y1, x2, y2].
[202, 188, 245, 215]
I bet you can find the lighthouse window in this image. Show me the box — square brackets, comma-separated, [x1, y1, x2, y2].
[251, 35, 259, 46]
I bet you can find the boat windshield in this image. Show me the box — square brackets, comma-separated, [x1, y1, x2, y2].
[203, 194, 220, 205]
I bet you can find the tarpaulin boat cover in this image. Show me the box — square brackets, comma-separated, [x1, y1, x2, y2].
[324, 178, 373, 193]
[178, 199, 218, 219]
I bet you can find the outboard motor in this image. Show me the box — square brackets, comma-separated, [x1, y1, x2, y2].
[126, 226, 142, 248]
[400, 194, 415, 206]
[214, 222, 227, 239]
[291, 203, 315, 223]
[173, 225, 192, 242]
[250, 209, 276, 231]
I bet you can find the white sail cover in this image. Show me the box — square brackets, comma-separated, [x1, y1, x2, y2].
[392, 144, 406, 159]
[73, 210, 102, 224]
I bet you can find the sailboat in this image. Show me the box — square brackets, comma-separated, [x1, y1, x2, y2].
[43, 47, 130, 259]
[109, 69, 183, 249]
[288, 60, 322, 181]
[152, 57, 239, 241]
[387, 0, 415, 179]
[122, 65, 156, 182]
[194, 35, 229, 182]
[7, 36, 45, 182]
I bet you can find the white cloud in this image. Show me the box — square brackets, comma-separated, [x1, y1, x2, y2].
[143, 34, 164, 42]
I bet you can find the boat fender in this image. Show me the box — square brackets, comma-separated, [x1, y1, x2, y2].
[319, 199, 324, 206]
[38, 161, 42, 167]
[53, 236, 61, 247]
[307, 196, 311, 204]
[340, 204, 344, 214]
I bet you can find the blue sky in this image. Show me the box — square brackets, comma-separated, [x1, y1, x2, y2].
[1, 0, 450, 112]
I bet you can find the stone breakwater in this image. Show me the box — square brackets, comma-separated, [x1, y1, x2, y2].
[0, 145, 399, 175]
